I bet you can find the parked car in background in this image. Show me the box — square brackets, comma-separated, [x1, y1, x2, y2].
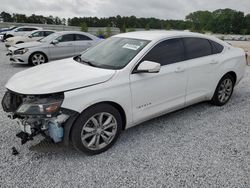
[7, 31, 102, 65]
[3, 26, 42, 40]
[0, 26, 17, 41]
[2, 31, 246, 154]
[0, 26, 17, 35]
[4, 30, 55, 48]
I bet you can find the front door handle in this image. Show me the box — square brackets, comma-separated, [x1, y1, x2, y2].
[175, 67, 185, 73]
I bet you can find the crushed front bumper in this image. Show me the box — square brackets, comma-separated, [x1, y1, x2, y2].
[1, 90, 79, 145]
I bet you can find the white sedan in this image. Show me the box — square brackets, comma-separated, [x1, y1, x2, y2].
[2, 31, 247, 154]
[4, 30, 55, 47]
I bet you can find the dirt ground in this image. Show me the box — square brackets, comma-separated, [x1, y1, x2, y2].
[229, 41, 250, 64]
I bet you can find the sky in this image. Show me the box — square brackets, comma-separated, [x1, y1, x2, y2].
[1, 0, 250, 20]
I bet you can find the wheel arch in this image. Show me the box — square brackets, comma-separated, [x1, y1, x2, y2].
[16, 41, 24, 44]
[225, 71, 237, 84]
[80, 101, 127, 130]
[64, 101, 127, 146]
[28, 51, 48, 65]
[6, 34, 13, 38]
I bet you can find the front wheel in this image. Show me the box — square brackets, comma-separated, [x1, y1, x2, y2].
[29, 52, 47, 66]
[71, 104, 122, 155]
[211, 74, 235, 106]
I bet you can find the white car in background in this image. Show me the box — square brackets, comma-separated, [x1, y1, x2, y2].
[2, 31, 246, 155]
[7, 31, 102, 65]
[3, 26, 42, 40]
[4, 30, 55, 48]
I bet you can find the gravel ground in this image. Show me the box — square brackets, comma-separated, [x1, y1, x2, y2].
[0, 42, 250, 188]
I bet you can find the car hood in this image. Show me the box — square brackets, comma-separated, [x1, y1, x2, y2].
[5, 58, 116, 95]
[13, 41, 43, 49]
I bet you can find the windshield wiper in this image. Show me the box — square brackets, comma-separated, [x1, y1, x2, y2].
[81, 59, 97, 67]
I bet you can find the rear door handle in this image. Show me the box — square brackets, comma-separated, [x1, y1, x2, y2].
[175, 67, 185, 73]
[210, 60, 219, 64]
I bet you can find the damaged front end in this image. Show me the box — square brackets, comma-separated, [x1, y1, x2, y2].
[1, 90, 76, 145]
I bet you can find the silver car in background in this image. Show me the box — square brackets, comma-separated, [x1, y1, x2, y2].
[4, 30, 55, 48]
[7, 31, 102, 66]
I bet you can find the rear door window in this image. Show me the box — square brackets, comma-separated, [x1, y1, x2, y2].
[75, 34, 92, 41]
[24, 28, 38, 31]
[183, 37, 212, 60]
[44, 31, 54, 37]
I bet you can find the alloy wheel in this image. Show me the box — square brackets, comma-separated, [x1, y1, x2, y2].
[81, 112, 118, 151]
[31, 54, 46, 65]
[218, 78, 233, 103]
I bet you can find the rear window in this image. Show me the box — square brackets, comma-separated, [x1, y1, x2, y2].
[209, 40, 224, 54]
[183, 37, 212, 60]
[75, 34, 92, 41]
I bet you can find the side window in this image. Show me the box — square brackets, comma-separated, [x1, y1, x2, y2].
[209, 40, 224, 54]
[28, 28, 38, 31]
[31, 31, 43, 37]
[44, 31, 54, 37]
[75, 34, 92, 41]
[141, 38, 184, 66]
[22, 28, 35, 31]
[57, 34, 74, 42]
[183, 38, 212, 60]
[16, 28, 24, 32]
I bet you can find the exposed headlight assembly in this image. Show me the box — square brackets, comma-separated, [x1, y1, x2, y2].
[14, 48, 28, 55]
[16, 93, 64, 115]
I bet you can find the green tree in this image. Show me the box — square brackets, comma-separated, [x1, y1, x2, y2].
[145, 23, 150, 30]
[96, 29, 105, 37]
[0, 11, 13, 22]
[120, 23, 126, 33]
[80, 22, 88, 32]
[105, 26, 112, 37]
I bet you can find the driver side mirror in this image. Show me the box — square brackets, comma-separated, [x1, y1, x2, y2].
[134, 61, 161, 73]
[28, 35, 32, 38]
[51, 39, 59, 45]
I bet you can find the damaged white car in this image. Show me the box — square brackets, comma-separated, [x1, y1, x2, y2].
[1, 31, 247, 155]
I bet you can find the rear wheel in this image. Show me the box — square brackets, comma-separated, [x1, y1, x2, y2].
[29, 52, 47, 66]
[71, 104, 122, 155]
[211, 74, 235, 106]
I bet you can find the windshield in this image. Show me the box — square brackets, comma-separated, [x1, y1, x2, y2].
[80, 37, 150, 69]
[39, 33, 60, 42]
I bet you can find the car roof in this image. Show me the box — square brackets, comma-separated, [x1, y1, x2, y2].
[55, 31, 89, 35]
[114, 30, 220, 42]
[30, 29, 55, 33]
[15, 26, 42, 29]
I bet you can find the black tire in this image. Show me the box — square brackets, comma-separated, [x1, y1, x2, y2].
[211, 74, 235, 106]
[29, 52, 47, 66]
[71, 104, 122, 155]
